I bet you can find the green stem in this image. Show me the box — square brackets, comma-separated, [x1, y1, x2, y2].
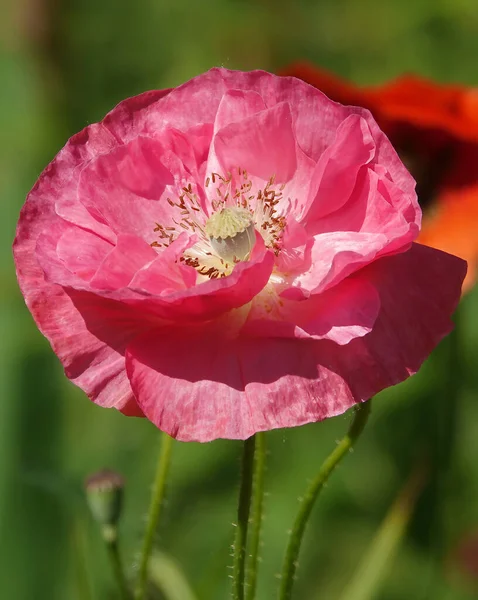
[135, 432, 174, 600]
[105, 533, 131, 600]
[279, 400, 372, 600]
[233, 435, 256, 600]
[246, 432, 267, 600]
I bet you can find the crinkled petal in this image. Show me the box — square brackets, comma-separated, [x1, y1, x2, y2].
[294, 169, 419, 293]
[14, 198, 143, 414]
[57, 227, 113, 280]
[209, 101, 298, 185]
[129, 232, 196, 294]
[90, 234, 158, 291]
[77, 136, 178, 239]
[213, 89, 267, 132]
[302, 114, 375, 223]
[125, 243, 465, 442]
[244, 275, 380, 344]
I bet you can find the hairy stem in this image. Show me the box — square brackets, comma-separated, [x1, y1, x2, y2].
[279, 401, 372, 600]
[246, 432, 267, 600]
[232, 435, 256, 600]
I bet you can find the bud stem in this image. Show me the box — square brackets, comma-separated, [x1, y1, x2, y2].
[279, 400, 372, 600]
[104, 534, 131, 600]
[135, 432, 174, 600]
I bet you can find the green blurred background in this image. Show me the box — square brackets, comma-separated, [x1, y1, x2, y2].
[2, 0, 478, 598]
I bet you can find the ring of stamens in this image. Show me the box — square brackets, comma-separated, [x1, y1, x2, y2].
[151, 167, 287, 279]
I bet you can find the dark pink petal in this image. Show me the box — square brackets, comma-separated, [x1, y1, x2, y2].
[15, 211, 143, 412]
[244, 275, 380, 344]
[129, 233, 196, 295]
[125, 243, 465, 442]
[213, 89, 267, 132]
[101, 88, 173, 142]
[137, 237, 274, 322]
[57, 227, 113, 280]
[90, 235, 158, 290]
[78, 136, 179, 239]
[210, 102, 297, 184]
[302, 114, 375, 223]
[293, 169, 419, 293]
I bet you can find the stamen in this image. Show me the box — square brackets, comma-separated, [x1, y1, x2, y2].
[151, 166, 288, 279]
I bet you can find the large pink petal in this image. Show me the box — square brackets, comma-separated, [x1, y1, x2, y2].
[15, 211, 144, 413]
[210, 102, 298, 184]
[13, 117, 163, 414]
[243, 275, 380, 344]
[293, 169, 419, 294]
[56, 227, 113, 280]
[90, 234, 158, 290]
[129, 233, 196, 295]
[78, 136, 180, 239]
[302, 114, 375, 223]
[125, 243, 465, 442]
[213, 89, 267, 132]
[130, 237, 275, 322]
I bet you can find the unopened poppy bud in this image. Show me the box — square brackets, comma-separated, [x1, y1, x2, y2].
[85, 469, 124, 541]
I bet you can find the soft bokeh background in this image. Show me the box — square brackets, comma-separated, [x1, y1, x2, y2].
[2, 1, 478, 598]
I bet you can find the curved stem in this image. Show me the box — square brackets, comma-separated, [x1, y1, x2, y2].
[246, 432, 267, 600]
[233, 435, 256, 600]
[279, 400, 372, 600]
[105, 535, 131, 600]
[135, 432, 174, 600]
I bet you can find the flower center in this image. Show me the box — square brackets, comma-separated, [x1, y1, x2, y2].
[204, 207, 256, 263]
[151, 168, 288, 279]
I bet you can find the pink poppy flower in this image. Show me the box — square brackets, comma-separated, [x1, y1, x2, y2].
[14, 69, 466, 442]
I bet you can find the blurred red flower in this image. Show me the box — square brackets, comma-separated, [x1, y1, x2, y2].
[282, 62, 478, 290]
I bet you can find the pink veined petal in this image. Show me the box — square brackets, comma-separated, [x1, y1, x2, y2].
[213, 89, 267, 133]
[78, 136, 180, 239]
[302, 114, 376, 224]
[37, 219, 92, 288]
[294, 169, 419, 294]
[125, 333, 344, 442]
[208, 101, 298, 186]
[12, 108, 168, 415]
[57, 227, 113, 280]
[136, 235, 274, 322]
[243, 275, 381, 344]
[308, 168, 418, 246]
[101, 88, 173, 143]
[90, 234, 158, 291]
[15, 215, 144, 414]
[321, 243, 467, 400]
[129, 232, 196, 295]
[125, 243, 466, 442]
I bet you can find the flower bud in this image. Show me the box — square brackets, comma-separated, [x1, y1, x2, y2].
[85, 469, 124, 541]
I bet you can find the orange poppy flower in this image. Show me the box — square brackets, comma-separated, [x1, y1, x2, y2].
[282, 62, 478, 290]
